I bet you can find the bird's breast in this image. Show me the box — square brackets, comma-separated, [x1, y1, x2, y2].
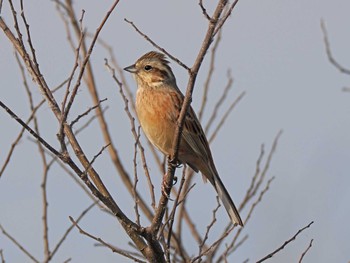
[136, 87, 179, 155]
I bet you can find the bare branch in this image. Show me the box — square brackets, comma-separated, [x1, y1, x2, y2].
[245, 176, 274, 226]
[213, 0, 240, 37]
[63, 0, 120, 120]
[50, 202, 97, 259]
[175, 172, 204, 248]
[198, 0, 211, 20]
[238, 130, 282, 216]
[0, 79, 67, 178]
[58, 9, 85, 153]
[248, 131, 282, 200]
[298, 239, 314, 263]
[124, 18, 190, 71]
[204, 69, 234, 133]
[74, 106, 109, 135]
[164, 168, 190, 262]
[1, 6, 149, 256]
[59, 3, 139, 214]
[69, 217, 147, 263]
[209, 91, 246, 143]
[225, 234, 248, 258]
[321, 19, 350, 75]
[0, 100, 62, 158]
[198, 29, 222, 121]
[190, 225, 235, 263]
[0, 225, 40, 263]
[239, 144, 264, 210]
[256, 221, 314, 263]
[70, 98, 108, 128]
[0, 249, 5, 263]
[215, 177, 274, 263]
[133, 128, 141, 226]
[197, 196, 221, 262]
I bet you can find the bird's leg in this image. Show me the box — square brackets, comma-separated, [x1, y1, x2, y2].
[161, 156, 181, 200]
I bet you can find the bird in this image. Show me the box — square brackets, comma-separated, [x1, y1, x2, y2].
[124, 51, 243, 226]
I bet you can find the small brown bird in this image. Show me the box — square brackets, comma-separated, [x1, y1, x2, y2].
[124, 51, 243, 226]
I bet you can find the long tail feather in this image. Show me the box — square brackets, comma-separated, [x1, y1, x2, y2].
[212, 174, 243, 226]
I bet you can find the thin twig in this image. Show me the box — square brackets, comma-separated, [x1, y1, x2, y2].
[16, 51, 51, 262]
[133, 127, 141, 226]
[191, 226, 235, 263]
[69, 217, 147, 263]
[213, 0, 240, 37]
[198, 29, 222, 121]
[0, 100, 62, 158]
[0, 249, 4, 263]
[214, 177, 275, 262]
[205, 69, 234, 133]
[0, 225, 40, 263]
[248, 131, 282, 200]
[225, 234, 248, 258]
[165, 168, 188, 260]
[63, 0, 120, 121]
[321, 19, 350, 75]
[197, 196, 221, 263]
[124, 18, 190, 71]
[20, 0, 40, 72]
[245, 177, 274, 226]
[74, 106, 109, 135]
[70, 98, 108, 127]
[50, 202, 97, 259]
[209, 91, 246, 143]
[298, 239, 314, 263]
[175, 170, 204, 247]
[256, 221, 314, 263]
[58, 9, 85, 153]
[0, 78, 67, 178]
[83, 143, 111, 176]
[198, 0, 212, 20]
[239, 144, 265, 210]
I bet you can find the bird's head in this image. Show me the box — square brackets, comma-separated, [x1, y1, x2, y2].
[124, 51, 176, 88]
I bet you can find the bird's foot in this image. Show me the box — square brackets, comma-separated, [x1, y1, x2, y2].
[161, 177, 177, 201]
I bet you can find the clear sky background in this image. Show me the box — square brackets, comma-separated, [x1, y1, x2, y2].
[1, 1, 349, 262]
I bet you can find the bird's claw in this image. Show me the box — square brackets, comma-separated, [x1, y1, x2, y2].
[173, 176, 178, 186]
[161, 183, 174, 201]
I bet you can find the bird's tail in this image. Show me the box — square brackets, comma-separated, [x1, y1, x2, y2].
[211, 171, 243, 226]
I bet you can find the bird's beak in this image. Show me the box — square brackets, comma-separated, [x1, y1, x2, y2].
[123, 64, 137, 73]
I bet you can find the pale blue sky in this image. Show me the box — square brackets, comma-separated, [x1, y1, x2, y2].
[1, 1, 349, 262]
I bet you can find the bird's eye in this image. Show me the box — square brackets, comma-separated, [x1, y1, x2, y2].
[144, 65, 152, 71]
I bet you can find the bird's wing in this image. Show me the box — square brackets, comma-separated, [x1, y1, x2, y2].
[169, 89, 214, 176]
[182, 107, 212, 162]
